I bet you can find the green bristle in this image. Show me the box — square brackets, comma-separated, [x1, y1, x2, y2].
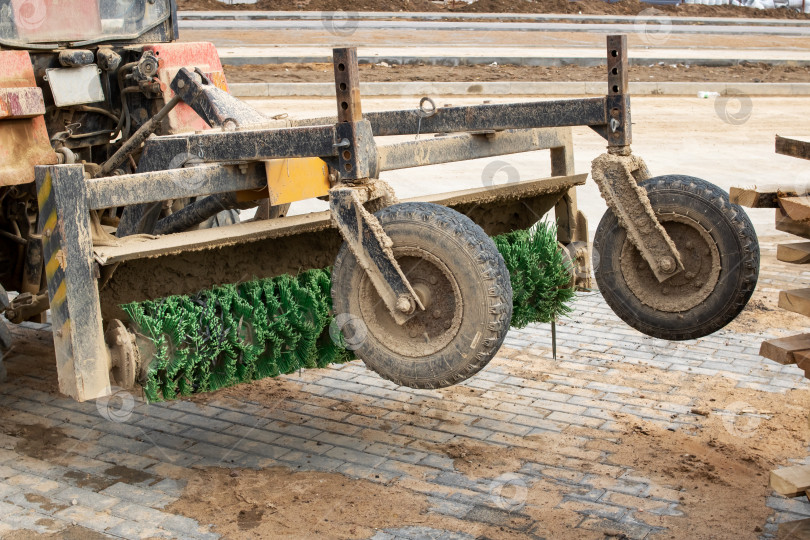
[123, 224, 574, 401]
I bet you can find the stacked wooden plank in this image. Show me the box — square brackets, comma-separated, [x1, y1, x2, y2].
[730, 135, 810, 380]
[771, 464, 810, 538]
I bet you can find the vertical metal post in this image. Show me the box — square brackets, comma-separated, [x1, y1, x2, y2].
[333, 48, 363, 124]
[35, 165, 111, 402]
[606, 35, 631, 151]
[332, 48, 377, 181]
[551, 128, 583, 244]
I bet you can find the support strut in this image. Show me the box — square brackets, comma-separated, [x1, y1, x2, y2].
[327, 48, 423, 324]
[590, 35, 683, 282]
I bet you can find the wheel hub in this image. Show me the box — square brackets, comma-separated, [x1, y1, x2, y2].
[620, 213, 721, 313]
[359, 246, 463, 358]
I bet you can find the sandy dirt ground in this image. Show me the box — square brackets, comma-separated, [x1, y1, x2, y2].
[3, 303, 809, 539]
[114, 341, 810, 539]
[179, 0, 810, 19]
[182, 26, 810, 49]
[225, 62, 810, 83]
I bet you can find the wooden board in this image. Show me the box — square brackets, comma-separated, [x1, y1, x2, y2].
[771, 464, 810, 497]
[777, 207, 810, 240]
[779, 289, 810, 318]
[797, 350, 810, 371]
[777, 135, 810, 161]
[781, 197, 810, 223]
[779, 518, 810, 539]
[760, 333, 810, 365]
[777, 242, 810, 264]
[730, 185, 807, 209]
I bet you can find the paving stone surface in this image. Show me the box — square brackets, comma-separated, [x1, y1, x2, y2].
[0, 236, 808, 539]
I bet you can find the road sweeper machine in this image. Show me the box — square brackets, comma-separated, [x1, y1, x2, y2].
[0, 0, 760, 402]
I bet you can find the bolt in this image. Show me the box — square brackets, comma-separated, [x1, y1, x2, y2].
[658, 256, 676, 274]
[432, 310, 441, 319]
[444, 321, 452, 329]
[661, 287, 668, 296]
[685, 272, 696, 280]
[396, 296, 413, 313]
[429, 275, 438, 285]
[409, 328, 418, 338]
[176, 79, 185, 89]
[685, 241, 694, 249]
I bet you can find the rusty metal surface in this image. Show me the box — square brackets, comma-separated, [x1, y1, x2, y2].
[145, 41, 231, 134]
[591, 153, 683, 283]
[606, 34, 632, 151]
[0, 51, 58, 186]
[0, 87, 46, 119]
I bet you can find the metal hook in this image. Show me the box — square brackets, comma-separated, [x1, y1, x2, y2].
[415, 97, 437, 140]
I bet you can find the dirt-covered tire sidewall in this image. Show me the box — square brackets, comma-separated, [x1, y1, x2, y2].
[594, 175, 759, 340]
[331, 202, 513, 389]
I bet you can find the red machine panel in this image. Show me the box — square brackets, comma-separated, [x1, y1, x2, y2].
[144, 42, 231, 134]
[0, 51, 58, 187]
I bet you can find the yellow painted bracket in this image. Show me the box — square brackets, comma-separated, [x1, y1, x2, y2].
[236, 158, 331, 206]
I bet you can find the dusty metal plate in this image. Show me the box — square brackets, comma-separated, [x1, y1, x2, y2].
[45, 65, 104, 107]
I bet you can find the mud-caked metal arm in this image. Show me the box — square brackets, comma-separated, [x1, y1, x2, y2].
[590, 35, 684, 282]
[327, 48, 424, 324]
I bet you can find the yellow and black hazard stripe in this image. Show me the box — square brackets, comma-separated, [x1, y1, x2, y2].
[36, 169, 70, 336]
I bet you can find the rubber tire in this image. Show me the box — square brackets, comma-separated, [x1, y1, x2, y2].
[594, 175, 759, 340]
[331, 202, 513, 389]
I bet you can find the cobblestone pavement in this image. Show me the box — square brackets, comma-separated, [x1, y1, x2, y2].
[0, 236, 809, 539]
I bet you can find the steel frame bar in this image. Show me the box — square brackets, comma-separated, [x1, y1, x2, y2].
[290, 97, 610, 137]
[377, 128, 569, 172]
[87, 163, 266, 210]
[136, 124, 339, 173]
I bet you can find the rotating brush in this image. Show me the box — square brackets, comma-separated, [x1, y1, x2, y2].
[123, 222, 576, 401]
